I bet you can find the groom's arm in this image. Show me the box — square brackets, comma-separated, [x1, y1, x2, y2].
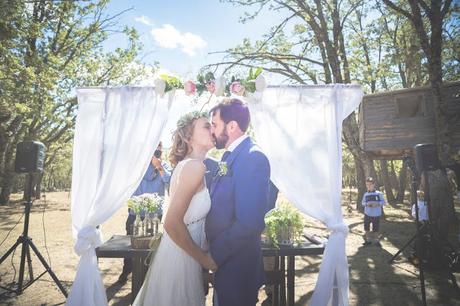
[210, 151, 270, 266]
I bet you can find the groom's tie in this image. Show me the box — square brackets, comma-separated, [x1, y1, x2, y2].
[221, 151, 231, 162]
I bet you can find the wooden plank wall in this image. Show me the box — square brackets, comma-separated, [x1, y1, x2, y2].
[360, 81, 460, 158]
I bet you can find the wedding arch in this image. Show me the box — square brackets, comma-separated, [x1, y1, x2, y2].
[65, 79, 363, 306]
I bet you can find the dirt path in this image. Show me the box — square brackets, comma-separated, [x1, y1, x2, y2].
[0, 192, 459, 305]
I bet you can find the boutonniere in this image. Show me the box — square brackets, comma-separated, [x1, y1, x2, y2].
[217, 161, 229, 177]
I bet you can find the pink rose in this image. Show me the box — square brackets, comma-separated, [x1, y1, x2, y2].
[206, 80, 216, 93]
[184, 80, 197, 96]
[229, 81, 245, 96]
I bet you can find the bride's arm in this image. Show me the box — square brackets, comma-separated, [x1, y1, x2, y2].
[163, 160, 217, 271]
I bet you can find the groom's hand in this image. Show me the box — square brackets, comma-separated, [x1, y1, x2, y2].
[202, 254, 218, 272]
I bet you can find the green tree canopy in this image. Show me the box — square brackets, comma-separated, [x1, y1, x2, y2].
[0, 0, 156, 204]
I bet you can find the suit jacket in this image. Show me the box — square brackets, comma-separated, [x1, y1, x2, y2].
[204, 157, 219, 192]
[206, 137, 270, 306]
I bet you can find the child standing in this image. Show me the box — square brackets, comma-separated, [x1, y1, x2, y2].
[362, 177, 386, 246]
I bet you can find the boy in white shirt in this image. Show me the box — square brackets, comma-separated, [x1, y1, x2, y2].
[362, 177, 386, 246]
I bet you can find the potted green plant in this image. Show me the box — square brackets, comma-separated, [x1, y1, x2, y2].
[264, 202, 304, 248]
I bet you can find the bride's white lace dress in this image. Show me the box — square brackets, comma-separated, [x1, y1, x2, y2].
[132, 158, 210, 306]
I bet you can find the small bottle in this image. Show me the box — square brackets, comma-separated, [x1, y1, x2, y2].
[133, 214, 141, 236]
[153, 213, 160, 236]
[145, 213, 153, 236]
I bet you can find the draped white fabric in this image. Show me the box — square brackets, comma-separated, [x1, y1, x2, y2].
[247, 85, 363, 306]
[66, 87, 172, 306]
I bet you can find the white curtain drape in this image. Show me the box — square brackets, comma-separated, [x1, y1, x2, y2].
[66, 87, 172, 306]
[247, 84, 363, 306]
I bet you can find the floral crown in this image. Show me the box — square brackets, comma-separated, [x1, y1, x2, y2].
[176, 111, 209, 129]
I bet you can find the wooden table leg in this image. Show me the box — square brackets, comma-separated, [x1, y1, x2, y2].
[132, 256, 148, 303]
[287, 255, 295, 306]
[280, 256, 286, 306]
[273, 256, 280, 306]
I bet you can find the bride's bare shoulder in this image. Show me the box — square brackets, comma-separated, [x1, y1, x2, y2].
[179, 159, 206, 178]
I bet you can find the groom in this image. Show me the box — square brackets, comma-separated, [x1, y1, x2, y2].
[206, 98, 271, 306]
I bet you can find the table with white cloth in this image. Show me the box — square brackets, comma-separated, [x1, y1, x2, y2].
[96, 235, 324, 306]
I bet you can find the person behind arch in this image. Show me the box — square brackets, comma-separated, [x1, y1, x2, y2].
[118, 141, 172, 283]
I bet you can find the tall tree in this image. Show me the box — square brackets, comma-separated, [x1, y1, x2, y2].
[382, 0, 455, 160]
[208, 0, 377, 204]
[0, 0, 154, 204]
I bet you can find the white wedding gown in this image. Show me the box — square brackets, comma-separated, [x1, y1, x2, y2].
[133, 158, 211, 306]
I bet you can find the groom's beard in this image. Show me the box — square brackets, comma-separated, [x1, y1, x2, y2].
[214, 130, 229, 149]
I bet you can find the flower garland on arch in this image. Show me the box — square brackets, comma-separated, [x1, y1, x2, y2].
[154, 68, 267, 99]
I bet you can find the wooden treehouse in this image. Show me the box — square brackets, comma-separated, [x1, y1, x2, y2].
[359, 81, 460, 159]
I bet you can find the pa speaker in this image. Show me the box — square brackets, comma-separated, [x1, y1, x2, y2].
[14, 141, 45, 173]
[414, 143, 441, 172]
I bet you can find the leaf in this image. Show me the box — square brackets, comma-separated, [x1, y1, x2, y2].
[204, 72, 215, 82]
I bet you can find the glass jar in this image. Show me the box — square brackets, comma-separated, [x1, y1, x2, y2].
[152, 213, 160, 236]
[133, 214, 141, 236]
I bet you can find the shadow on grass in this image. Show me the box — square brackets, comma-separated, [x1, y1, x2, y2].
[106, 280, 131, 305]
[370, 211, 460, 305]
[350, 243, 422, 306]
[293, 257, 321, 305]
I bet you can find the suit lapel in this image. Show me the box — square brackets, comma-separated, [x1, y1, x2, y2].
[210, 137, 252, 198]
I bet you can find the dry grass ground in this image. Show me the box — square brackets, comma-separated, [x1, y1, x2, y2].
[0, 191, 459, 306]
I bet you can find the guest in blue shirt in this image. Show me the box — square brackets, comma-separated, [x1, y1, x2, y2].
[118, 142, 172, 282]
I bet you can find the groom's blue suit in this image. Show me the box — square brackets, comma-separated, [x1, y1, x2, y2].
[206, 137, 271, 306]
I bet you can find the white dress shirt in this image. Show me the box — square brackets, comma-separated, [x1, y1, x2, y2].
[227, 135, 249, 152]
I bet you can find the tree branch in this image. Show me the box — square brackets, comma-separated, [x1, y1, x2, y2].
[382, 0, 414, 22]
[441, 0, 453, 19]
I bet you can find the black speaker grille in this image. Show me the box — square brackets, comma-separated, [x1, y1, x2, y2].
[14, 141, 46, 173]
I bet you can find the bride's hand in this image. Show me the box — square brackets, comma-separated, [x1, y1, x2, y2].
[202, 253, 218, 272]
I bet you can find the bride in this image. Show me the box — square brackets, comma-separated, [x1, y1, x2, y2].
[133, 111, 217, 306]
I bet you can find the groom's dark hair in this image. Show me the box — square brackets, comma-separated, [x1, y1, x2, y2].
[210, 98, 250, 132]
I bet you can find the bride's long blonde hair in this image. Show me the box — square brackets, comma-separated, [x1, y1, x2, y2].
[169, 111, 209, 167]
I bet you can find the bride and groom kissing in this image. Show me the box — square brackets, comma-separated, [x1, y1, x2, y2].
[133, 98, 271, 306]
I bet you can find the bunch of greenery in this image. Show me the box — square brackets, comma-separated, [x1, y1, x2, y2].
[264, 201, 304, 248]
[232, 67, 263, 93]
[196, 71, 216, 95]
[127, 193, 164, 215]
[160, 74, 183, 92]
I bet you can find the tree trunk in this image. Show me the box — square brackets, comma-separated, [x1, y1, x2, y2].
[0, 137, 18, 205]
[355, 155, 366, 212]
[22, 173, 43, 199]
[35, 172, 42, 199]
[342, 113, 376, 212]
[23, 173, 37, 199]
[380, 160, 396, 205]
[396, 161, 407, 202]
[375, 161, 383, 187]
[0, 169, 16, 205]
[426, 169, 456, 239]
[389, 161, 399, 189]
[408, 171, 416, 205]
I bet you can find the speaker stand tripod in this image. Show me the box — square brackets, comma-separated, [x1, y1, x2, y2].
[388, 157, 427, 306]
[0, 173, 67, 297]
[388, 222, 428, 264]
